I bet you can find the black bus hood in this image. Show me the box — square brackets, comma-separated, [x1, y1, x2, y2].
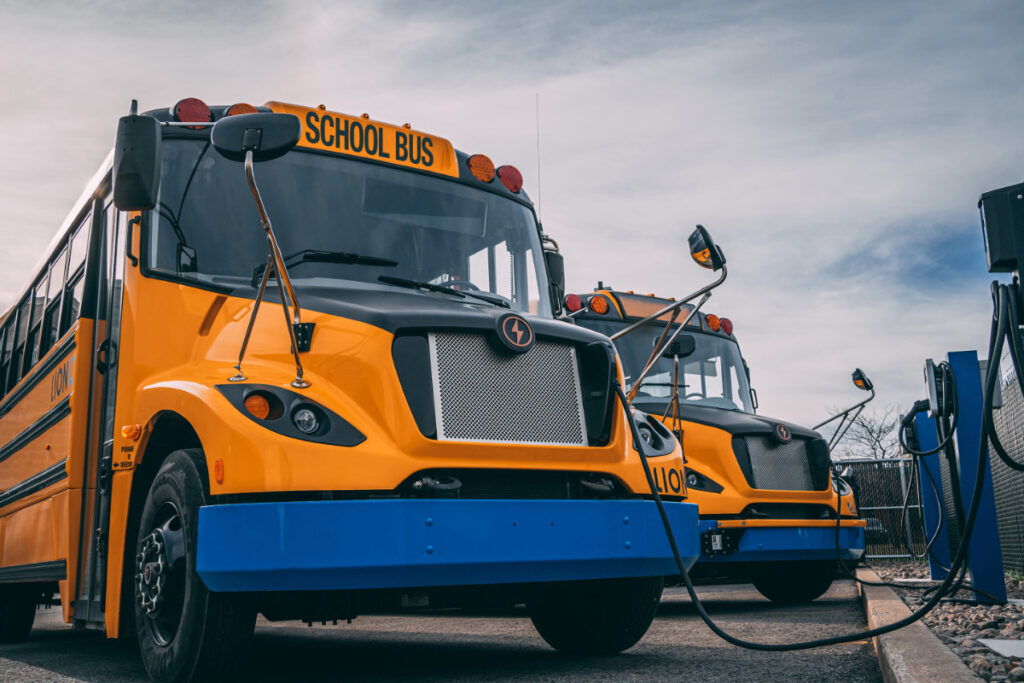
[632, 401, 821, 440]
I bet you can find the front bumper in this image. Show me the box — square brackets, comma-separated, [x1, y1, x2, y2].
[698, 519, 866, 563]
[197, 499, 699, 592]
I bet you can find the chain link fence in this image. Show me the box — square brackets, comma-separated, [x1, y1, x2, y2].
[838, 457, 927, 558]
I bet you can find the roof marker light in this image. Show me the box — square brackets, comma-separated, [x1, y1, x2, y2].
[467, 154, 495, 182]
[226, 103, 258, 117]
[564, 293, 584, 312]
[172, 98, 212, 129]
[497, 165, 523, 193]
[720, 318, 733, 335]
[706, 314, 721, 332]
[590, 294, 610, 315]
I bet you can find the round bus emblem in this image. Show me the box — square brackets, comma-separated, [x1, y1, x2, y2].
[775, 424, 792, 443]
[496, 313, 534, 353]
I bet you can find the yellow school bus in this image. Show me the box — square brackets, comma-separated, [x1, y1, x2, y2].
[568, 287, 865, 602]
[0, 98, 698, 680]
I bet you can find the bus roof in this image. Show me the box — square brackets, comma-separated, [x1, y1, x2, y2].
[571, 287, 738, 340]
[143, 100, 535, 209]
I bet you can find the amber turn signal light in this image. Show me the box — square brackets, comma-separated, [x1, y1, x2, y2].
[244, 394, 271, 420]
[214, 458, 225, 484]
[705, 314, 721, 332]
[121, 424, 142, 441]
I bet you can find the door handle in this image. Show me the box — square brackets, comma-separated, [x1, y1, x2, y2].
[96, 339, 118, 374]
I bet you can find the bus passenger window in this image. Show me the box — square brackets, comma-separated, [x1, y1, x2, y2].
[61, 222, 89, 334]
[8, 298, 30, 388]
[24, 277, 47, 371]
[40, 247, 68, 356]
[0, 323, 10, 397]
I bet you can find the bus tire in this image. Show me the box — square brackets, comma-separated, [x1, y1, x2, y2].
[0, 585, 37, 642]
[528, 576, 663, 654]
[134, 449, 255, 683]
[751, 560, 835, 603]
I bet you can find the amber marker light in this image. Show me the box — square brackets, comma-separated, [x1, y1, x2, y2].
[244, 393, 271, 420]
[121, 424, 142, 441]
[706, 314, 721, 332]
[589, 295, 610, 315]
[226, 102, 258, 116]
[214, 458, 225, 484]
[467, 154, 495, 182]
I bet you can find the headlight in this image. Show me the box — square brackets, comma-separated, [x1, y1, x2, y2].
[293, 407, 320, 435]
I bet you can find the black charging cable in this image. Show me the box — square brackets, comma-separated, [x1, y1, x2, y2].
[615, 378, 991, 650]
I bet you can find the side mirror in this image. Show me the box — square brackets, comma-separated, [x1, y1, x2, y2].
[688, 224, 726, 271]
[211, 113, 300, 162]
[661, 335, 696, 359]
[545, 249, 566, 311]
[852, 367, 873, 392]
[113, 115, 162, 210]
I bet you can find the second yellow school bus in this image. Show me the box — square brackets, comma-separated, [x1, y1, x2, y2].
[0, 98, 698, 681]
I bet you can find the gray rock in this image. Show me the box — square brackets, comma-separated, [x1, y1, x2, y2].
[1008, 666, 1024, 681]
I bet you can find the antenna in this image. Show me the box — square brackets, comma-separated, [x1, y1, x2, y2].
[535, 92, 542, 223]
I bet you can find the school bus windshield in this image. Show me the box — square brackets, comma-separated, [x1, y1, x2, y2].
[585, 320, 754, 413]
[147, 139, 551, 316]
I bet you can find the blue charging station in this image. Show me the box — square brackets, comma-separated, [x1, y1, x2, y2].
[915, 351, 1006, 602]
[914, 412, 951, 581]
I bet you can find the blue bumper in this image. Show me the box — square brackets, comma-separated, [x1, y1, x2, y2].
[698, 520, 865, 563]
[197, 499, 699, 592]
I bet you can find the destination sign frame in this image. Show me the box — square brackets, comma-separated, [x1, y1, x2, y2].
[267, 102, 459, 178]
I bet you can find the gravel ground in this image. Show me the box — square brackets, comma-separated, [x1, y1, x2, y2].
[872, 561, 1024, 681]
[0, 582, 880, 682]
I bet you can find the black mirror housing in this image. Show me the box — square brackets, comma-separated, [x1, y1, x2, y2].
[211, 113, 300, 162]
[544, 250, 565, 313]
[852, 367, 873, 392]
[688, 224, 726, 271]
[113, 115, 162, 211]
[661, 335, 697, 359]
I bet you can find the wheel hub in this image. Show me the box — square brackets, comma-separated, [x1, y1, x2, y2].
[136, 531, 168, 617]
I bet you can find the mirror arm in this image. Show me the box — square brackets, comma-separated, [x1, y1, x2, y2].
[610, 264, 727, 341]
[627, 291, 711, 404]
[242, 150, 310, 389]
[812, 387, 876, 430]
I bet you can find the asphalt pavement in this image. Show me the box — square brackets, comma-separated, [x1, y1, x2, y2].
[0, 581, 880, 682]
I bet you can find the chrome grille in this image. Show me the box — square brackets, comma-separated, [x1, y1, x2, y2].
[745, 436, 816, 490]
[428, 332, 587, 445]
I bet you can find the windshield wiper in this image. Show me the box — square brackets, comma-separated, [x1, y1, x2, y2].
[376, 276, 510, 308]
[251, 250, 398, 286]
[377, 275, 466, 299]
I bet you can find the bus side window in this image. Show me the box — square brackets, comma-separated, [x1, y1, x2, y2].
[8, 298, 30, 389]
[61, 222, 89, 335]
[0, 322, 9, 397]
[39, 247, 68, 357]
[23, 276, 47, 373]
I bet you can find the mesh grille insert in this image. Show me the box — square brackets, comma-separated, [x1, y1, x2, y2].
[745, 436, 816, 491]
[428, 332, 587, 445]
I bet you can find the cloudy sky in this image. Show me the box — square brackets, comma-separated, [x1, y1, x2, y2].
[2, 0, 1022, 427]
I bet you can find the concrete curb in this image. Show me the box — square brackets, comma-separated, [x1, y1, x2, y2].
[857, 567, 974, 682]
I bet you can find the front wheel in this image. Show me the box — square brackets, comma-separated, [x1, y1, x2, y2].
[528, 576, 664, 654]
[134, 449, 255, 683]
[751, 560, 835, 603]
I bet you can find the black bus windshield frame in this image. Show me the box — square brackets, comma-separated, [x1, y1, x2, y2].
[143, 138, 552, 317]
[582, 318, 755, 414]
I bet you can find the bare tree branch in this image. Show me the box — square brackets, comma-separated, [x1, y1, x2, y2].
[823, 403, 902, 459]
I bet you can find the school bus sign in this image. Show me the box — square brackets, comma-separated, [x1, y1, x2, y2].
[268, 101, 459, 177]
